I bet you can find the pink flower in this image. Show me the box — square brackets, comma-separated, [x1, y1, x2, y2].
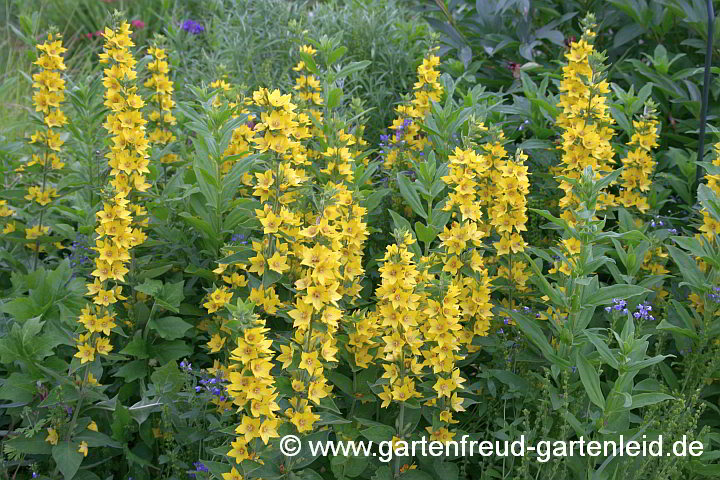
[85, 33, 93, 39]
[131, 20, 145, 30]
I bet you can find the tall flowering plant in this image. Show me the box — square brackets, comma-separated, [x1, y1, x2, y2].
[22, 34, 69, 262]
[74, 21, 150, 370]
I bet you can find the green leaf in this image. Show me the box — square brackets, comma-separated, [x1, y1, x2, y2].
[336, 60, 371, 80]
[328, 46, 348, 65]
[415, 222, 437, 245]
[150, 340, 192, 364]
[128, 397, 163, 425]
[148, 316, 193, 340]
[178, 212, 217, 241]
[584, 331, 619, 370]
[0, 373, 37, 402]
[697, 184, 720, 221]
[613, 23, 646, 49]
[523, 254, 568, 308]
[204, 460, 231, 477]
[156, 281, 185, 313]
[361, 425, 395, 443]
[325, 371, 354, 397]
[328, 88, 343, 109]
[434, 462, 459, 480]
[667, 244, 707, 291]
[150, 361, 184, 394]
[111, 404, 131, 442]
[120, 336, 149, 359]
[135, 278, 163, 297]
[1, 297, 39, 321]
[490, 370, 529, 393]
[298, 52, 318, 74]
[114, 360, 148, 382]
[73, 430, 122, 449]
[398, 470, 434, 480]
[388, 209, 422, 258]
[504, 309, 555, 360]
[630, 393, 674, 409]
[575, 351, 605, 410]
[656, 319, 699, 340]
[6, 435, 52, 454]
[397, 173, 426, 220]
[52, 442, 84, 480]
[137, 265, 173, 280]
[288, 430, 330, 470]
[582, 284, 649, 307]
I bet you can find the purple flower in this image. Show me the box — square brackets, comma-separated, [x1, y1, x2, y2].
[194, 462, 209, 472]
[606, 298, 629, 314]
[182, 20, 205, 34]
[633, 302, 655, 321]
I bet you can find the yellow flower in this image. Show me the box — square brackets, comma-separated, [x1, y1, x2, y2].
[78, 441, 89, 457]
[45, 427, 58, 445]
[88, 421, 99, 432]
[298, 351, 320, 374]
[267, 251, 290, 273]
[207, 334, 227, 353]
[222, 467, 244, 480]
[290, 408, 319, 433]
[74, 343, 96, 364]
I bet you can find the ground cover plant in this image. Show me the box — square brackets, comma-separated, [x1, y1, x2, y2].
[1, 1, 720, 480]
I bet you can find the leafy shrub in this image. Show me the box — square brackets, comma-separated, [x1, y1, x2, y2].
[1, 8, 720, 480]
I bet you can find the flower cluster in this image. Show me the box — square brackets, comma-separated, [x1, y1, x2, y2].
[293, 45, 323, 106]
[144, 46, 178, 164]
[364, 233, 477, 443]
[0, 200, 14, 234]
[74, 22, 150, 366]
[181, 19, 205, 34]
[633, 302, 655, 321]
[699, 141, 720, 240]
[226, 324, 280, 463]
[604, 298, 628, 314]
[382, 54, 443, 169]
[491, 149, 530, 259]
[24, 33, 68, 252]
[198, 48, 371, 463]
[617, 105, 659, 212]
[555, 15, 616, 223]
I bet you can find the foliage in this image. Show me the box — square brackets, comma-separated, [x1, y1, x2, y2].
[1, 4, 720, 480]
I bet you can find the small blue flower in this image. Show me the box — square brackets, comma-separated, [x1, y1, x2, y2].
[181, 20, 205, 34]
[633, 302, 655, 321]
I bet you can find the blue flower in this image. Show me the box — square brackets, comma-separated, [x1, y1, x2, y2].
[633, 302, 655, 321]
[182, 20, 205, 34]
